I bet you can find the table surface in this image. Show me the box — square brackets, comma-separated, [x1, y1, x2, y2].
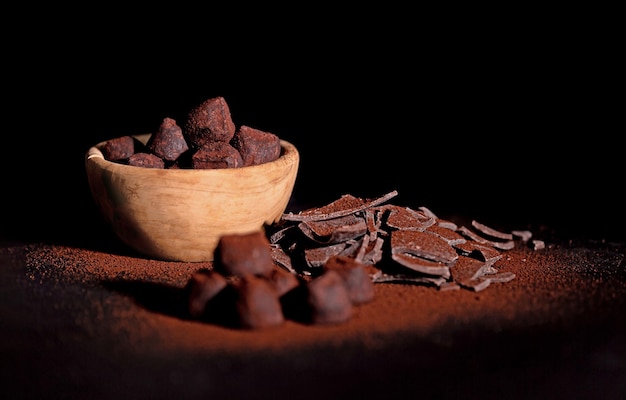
[2, 222, 625, 400]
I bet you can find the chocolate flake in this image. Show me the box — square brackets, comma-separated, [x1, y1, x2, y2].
[268, 190, 539, 293]
[390, 230, 458, 263]
[471, 220, 514, 240]
[281, 190, 398, 222]
[298, 214, 367, 244]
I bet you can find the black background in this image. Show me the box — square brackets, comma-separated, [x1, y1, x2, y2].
[2, 11, 622, 245]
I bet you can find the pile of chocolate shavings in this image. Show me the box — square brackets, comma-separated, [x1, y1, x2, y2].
[267, 190, 546, 292]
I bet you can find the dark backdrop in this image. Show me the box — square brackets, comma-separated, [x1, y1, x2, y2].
[2, 15, 622, 245]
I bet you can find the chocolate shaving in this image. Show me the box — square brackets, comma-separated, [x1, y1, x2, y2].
[456, 226, 516, 250]
[304, 243, 347, 268]
[471, 220, 514, 240]
[390, 230, 458, 263]
[268, 190, 542, 292]
[390, 252, 451, 278]
[281, 190, 398, 222]
[298, 214, 367, 244]
[384, 205, 436, 231]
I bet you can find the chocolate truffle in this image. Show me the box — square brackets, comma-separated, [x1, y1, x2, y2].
[323, 255, 375, 305]
[186, 270, 228, 319]
[214, 231, 275, 277]
[183, 96, 236, 148]
[191, 141, 243, 169]
[233, 275, 285, 329]
[306, 269, 353, 325]
[127, 152, 165, 169]
[147, 117, 189, 162]
[231, 125, 282, 167]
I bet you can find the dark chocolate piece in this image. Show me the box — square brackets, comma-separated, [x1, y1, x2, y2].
[282, 191, 399, 222]
[297, 214, 367, 244]
[385, 205, 436, 231]
[456, 226, 515, 250]
[471, 220, 514, 241]
[390, 230, 459, 263]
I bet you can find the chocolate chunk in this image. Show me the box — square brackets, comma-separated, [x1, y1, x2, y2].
[233, 275, 285, 329]
[323, 255, 375, 305]
[231, 125, 281, 167]
[183, 96, 236, 148]
[127, 152, 165, 169]
[191, 141, 243, 169]
[214, 231, 274, 277]
[146, 117, 189, 162]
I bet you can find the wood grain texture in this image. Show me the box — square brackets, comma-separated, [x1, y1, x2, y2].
[85, 134, 299, 261]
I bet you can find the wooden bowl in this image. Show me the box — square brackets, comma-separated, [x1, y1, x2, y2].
[85, 134, 299, 262]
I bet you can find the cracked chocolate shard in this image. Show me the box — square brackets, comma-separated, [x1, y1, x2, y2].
[425, 224, 467, 246]
[390, 230, 459, 263]
[269, 190, 538, 294]
[281, 190, 399, 222]
[304, 243, 348, 268]
[298, 214, 368, 244]
[453, 240, 503, 265]
[391, 252, 451, 278]
[471, 220, 514, 240]
[384, 205, 436, 231]
[481, 271, 516, 283]
[456, 226, 515, 250]
[373, 271, 448, 287]
[449, 255, 495, 292]
[512, 230, 533, 242]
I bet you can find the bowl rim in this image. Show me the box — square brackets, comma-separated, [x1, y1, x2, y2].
[85, 133, 299, 176]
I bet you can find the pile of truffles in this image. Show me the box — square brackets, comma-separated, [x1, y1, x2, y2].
[101, 96, 282, 169]
[184, 230, 375, 329]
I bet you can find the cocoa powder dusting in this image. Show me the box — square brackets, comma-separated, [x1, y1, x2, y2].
[2, 215, 626, 399]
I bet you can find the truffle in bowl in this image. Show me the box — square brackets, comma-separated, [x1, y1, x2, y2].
[85, 133, 299, 262]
